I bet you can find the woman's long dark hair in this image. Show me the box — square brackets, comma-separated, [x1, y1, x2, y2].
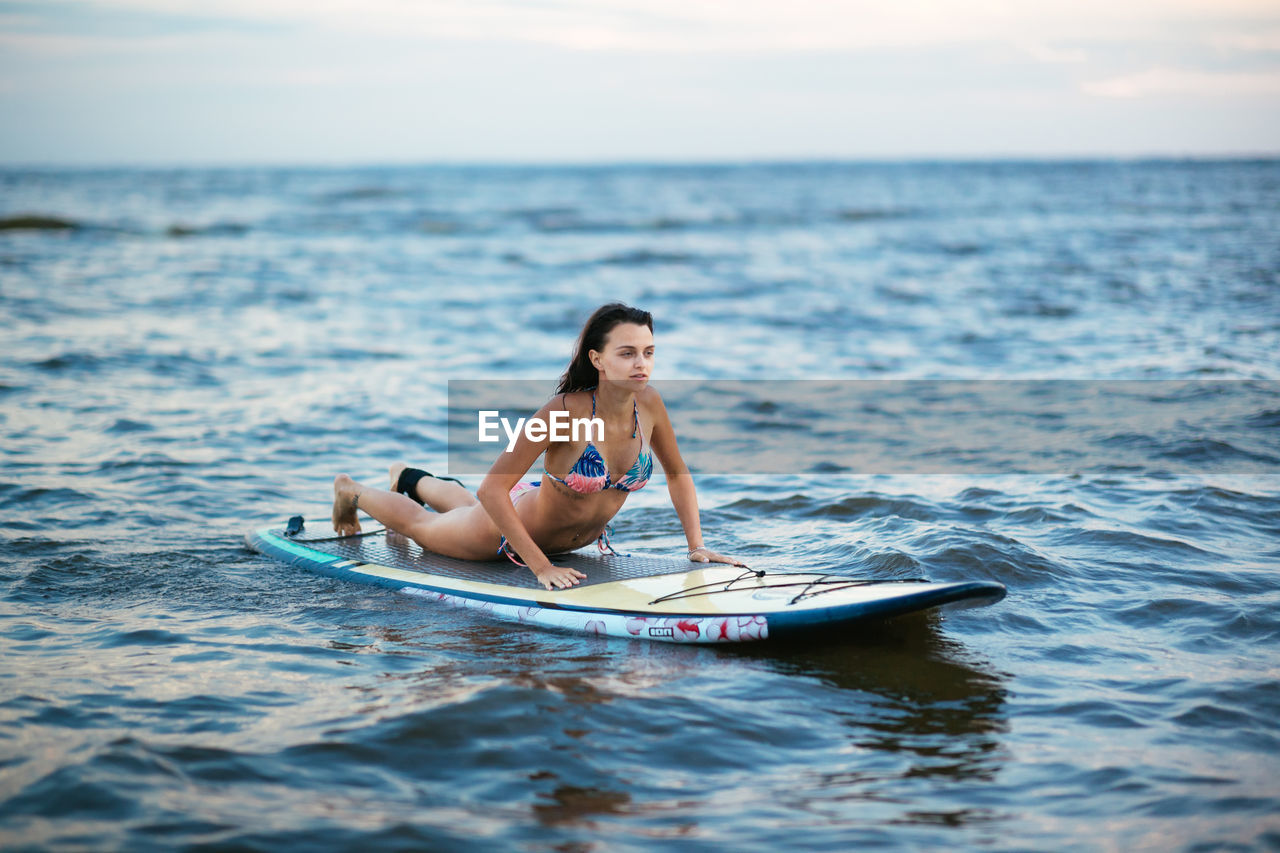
[556, 303, 653, 394]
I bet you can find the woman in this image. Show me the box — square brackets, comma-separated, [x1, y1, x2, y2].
[330, 303, 742, 590]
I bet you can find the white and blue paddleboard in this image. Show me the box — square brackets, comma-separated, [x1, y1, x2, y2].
[246, 519, 1006, 644]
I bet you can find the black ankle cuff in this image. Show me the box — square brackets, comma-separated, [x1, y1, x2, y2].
[395, 468, 430, 505]
[396, 467, 466, 505]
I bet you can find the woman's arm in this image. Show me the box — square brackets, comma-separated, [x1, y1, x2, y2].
[475, 400, 587, 590]
[645, 390, 746, 567]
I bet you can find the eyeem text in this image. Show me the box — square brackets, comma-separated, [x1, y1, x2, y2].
[477, 410, 604, 453]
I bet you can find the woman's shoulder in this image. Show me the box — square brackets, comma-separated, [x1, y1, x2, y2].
[637, 384, 664, 404]
[545, 390, 591, 414]
[636, 384, 668, 417]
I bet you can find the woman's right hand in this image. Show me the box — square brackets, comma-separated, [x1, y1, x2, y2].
[687, 546, 748, 567]
[531, 562, 587, 591]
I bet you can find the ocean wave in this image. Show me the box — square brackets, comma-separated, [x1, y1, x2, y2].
[316, 186, 405, 203]
[165, 222, 251, 238]
[508, 206, 919, 235]
[0, 214, 252, 239]
[0, 215, 81, 231]
[596, 249, 707, 267]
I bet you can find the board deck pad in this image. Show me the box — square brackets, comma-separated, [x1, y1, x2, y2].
[283, 522, 693, 590]
[246, 518, 1006, 644]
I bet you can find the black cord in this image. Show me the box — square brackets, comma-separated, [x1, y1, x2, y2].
[647, 571, 928, 606]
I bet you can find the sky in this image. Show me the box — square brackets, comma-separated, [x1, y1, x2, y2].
[1, 0, 1279, 164]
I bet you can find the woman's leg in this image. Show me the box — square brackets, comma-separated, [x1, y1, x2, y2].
[388, 462, 477, 512]
[331, 474, 498, 560]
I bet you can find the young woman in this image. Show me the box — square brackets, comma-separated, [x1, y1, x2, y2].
[330, 303, 742, 590]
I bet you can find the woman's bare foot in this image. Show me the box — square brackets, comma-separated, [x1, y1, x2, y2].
[384, 463, 409, 537]
[389, 461, 407, 493]
[331, 473, 363, 536]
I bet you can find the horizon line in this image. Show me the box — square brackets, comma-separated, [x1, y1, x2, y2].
[3, 152, 1279, 170]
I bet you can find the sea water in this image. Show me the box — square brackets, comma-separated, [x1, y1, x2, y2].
[1, 161, 1278, 850]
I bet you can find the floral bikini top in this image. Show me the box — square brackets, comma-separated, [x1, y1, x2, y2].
[546, 392, 652, 494]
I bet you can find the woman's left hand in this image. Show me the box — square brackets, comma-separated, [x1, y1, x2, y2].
[687, 546, 748, 568]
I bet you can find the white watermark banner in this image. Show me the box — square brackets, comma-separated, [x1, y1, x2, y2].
[446, 380, 1279, 477]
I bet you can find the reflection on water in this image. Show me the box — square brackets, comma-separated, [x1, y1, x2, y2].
[329, 607, 1014, 842]
[767, 618, 1009, 738]
[531, 776, 632, 829]
[728, 616, 1010, 830]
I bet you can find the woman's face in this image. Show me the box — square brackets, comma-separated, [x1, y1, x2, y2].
[590, 322, 654, 389]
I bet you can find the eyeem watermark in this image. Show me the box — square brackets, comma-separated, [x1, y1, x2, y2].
[478, 410, 604, 453]
[448, 379, 1280, 477]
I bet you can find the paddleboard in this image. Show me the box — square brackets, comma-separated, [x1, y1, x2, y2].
[245, 518, 1006, 644]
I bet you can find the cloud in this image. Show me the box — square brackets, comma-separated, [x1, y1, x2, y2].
[1016, 41, 1089, 64]
[1083, 66, 1280, 97]
[1209, 30, 1280, 52]
[48, 0, 1280, 53]
[4, 0, 1277, 161]
[0, 29, 215, 54]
